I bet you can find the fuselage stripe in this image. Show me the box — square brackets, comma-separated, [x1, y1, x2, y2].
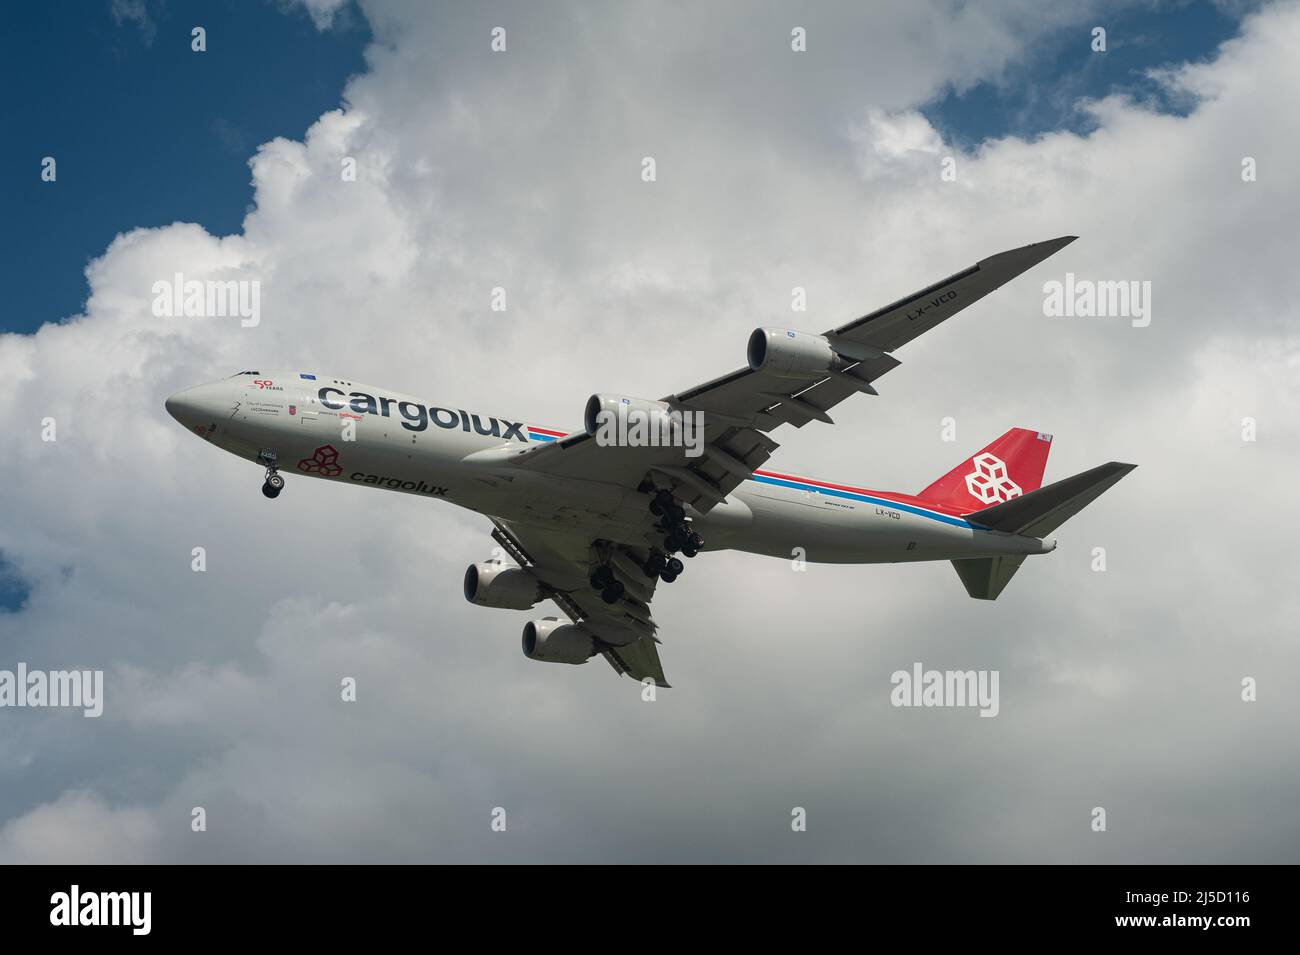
[747, 473, 975, 529]
[517, 433, 977, 528]
[527, 426, 565, 442]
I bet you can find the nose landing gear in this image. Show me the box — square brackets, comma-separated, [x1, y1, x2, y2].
[259, 450, 283, 499]
[262, 472, 284, 499]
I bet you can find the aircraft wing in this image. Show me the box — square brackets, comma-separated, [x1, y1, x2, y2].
[668, 235, 1077, 433]
[509, 237, 1076, 515]
[490, 519, 670, 687]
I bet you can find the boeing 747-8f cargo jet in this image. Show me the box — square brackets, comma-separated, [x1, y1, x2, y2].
[166, 237, 1133, 687]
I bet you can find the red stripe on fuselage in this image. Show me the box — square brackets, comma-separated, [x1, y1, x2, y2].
[751, 468, 970, 517]
[510, 441, 970, 518]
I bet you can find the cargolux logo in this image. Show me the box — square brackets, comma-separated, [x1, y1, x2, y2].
[298, 444, 343, 477]
[317, 387, 526, 440]
[965, 453, 1021, 504]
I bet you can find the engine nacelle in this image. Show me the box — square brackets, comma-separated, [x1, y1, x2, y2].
[521, 618, 596, 665]
[584, 393, 675, 438]
[463, 561, 542, 610]
[747, 327, 849, 378]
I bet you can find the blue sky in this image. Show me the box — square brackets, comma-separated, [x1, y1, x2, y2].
[2, 0, 370, 336]
[0, 553, 28, 615]
[923, 0, 1242, 147]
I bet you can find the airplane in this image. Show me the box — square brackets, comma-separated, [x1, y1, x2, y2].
[165, 236, 1134, 688]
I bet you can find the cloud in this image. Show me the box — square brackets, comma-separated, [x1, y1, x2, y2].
[285, 0, 352, 31]
[850, 109, 947, 178]
[110, 0, 157, 47]
[2, 0, 1298, 861]
[0, 790, 162, 864]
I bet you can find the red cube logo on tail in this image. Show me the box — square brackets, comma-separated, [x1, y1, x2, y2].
[964, 453, 1022, 504]
[917, 427, 1052, 513]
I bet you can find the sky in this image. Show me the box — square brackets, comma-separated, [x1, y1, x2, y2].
[1, 0, 370, 335]
[923, 0, 1240, 145]
[0, 0, 1297, 863]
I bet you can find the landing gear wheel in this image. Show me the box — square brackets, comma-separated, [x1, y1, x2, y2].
[659, 570, 679, 584]
[666, 557, 684, 577]
[643, 553, 667, 578]
[590, 565, 614, 590]
[687, 532, 704, 551]
[262, 471, 284, 499]
[682, 542, 698, 558]
[664, 531, 687, 553]
[601, 581, 625, 604]
[649, 499, 664, 516]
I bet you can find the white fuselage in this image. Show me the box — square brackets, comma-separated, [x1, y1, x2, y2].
[165, 371, 1051, 565]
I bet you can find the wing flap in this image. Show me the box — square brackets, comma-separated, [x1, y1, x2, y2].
[602, 639, 670, 688]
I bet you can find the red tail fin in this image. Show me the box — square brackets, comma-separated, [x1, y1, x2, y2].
[918, 428, 1053, 513]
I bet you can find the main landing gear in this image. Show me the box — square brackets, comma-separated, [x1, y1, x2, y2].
[259, 450, 284, 499]
[644, 554, 684, 584]
[590, 553, 685, 603]
[645, 487, 703, 581]
[590, 564, 625, 604]
[587, 487, 704, 601]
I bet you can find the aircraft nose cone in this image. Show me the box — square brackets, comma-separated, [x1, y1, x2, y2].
[164, 388, 192, 424]
[166, 382, 235, 432]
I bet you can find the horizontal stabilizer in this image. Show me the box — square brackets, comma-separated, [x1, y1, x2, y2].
[966, 461, 1137, 537]
[952, 461, 1135, 600]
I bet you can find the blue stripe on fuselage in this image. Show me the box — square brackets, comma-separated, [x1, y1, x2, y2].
[747, 474, 976, 529]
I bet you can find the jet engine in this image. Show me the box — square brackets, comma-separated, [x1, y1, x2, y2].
[747, 327, 854, 378]
[463, 561, 542, 610]
[584, 394, 676, 438]
[521, 618, 597, 665]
